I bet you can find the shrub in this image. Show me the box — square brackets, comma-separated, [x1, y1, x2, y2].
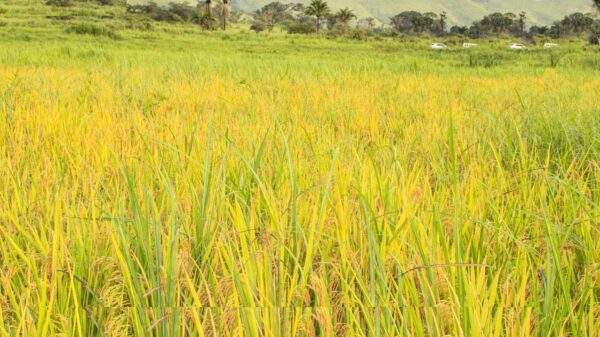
[376, 28, 400, 38]
[287, 23, 316, 35]
[531, 33, 550, 45]
[443, 35, 465, 46]
[97, 0, 126, 5]
[250, 22, 266, 34]
[589, 34, 599, 45]
[65, 23, 122, 40]
[46, 0, 72, 6]
[352, 29, 369, 41]
[329, 23, 345, 36]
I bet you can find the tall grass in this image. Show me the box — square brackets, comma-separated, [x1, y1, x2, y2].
[0, 32, 599, 337]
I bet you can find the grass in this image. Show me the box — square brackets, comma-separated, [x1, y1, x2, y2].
[1, 4, 600, 337]
[65, 23, 122, 39]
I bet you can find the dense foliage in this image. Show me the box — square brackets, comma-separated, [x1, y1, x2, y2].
[42, 0, 600, 43]
[247, 1, 600, 42]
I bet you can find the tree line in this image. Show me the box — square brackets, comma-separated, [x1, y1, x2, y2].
[46, 0, 600, 44]
[251, 0, 600, 43]
[125, 1, 240, 30]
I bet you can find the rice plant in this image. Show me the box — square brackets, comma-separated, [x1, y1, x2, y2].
[0, 29, 599, 337]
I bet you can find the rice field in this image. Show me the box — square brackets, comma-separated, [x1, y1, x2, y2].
[1, 29, 600, 337]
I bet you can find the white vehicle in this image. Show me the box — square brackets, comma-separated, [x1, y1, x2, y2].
[544, 42, 559, 48]
[509, 43, 526, 50]
[430, 42, 448, 50]
[462, 42, 478, 48]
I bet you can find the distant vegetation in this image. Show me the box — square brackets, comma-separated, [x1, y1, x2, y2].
[42, 0, 600, 44]
[244, 0, 600, 43]
[65, 22, 123, 39]
[36, 0, 600, 43]
[46, 0, 125, 6]
[124, 1, 242, 29]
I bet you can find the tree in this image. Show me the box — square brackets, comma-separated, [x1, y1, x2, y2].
[390, 11, 437, 35]
[557, 13, 594, 35]
[390, 11, 418, 34]
[438, 11, 447, 36]
[254, 2, 294, 32]
[593, 0, 600, 45]
[199, 0, 216, 30]
[335, 7, 356, 35]
[479, 12, 515, 35]
[516, 11, 527, 36]
[356, 17, 376, 30]
[528, 25, 549, 36]
[167, 2, 197, 22]
[204, 0, 212, 17]
[220, 0, 230, 30]
[421, 12, 438, 33]
[196, 11, 217, 29]
[449, 25, 469, 36]
[390, 11, 420, 34]
[250, 22, 266, 33]
[305, 0, 330, 33]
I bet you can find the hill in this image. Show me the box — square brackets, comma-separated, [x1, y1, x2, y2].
[232, 0, 594, 25]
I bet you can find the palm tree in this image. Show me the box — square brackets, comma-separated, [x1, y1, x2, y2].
[593, 1, 600, 45]
[517, 11, 527, 36]
[336, 8, 356, 35]
[198, 0, 216, 30]
[439, 11, 447, 35]
[204, 0, 212, 17]
[305, 0, 330, 34]
[221, 0, 230, 30]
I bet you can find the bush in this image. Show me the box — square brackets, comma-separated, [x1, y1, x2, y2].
[250, 22, 266, 34]
[374, 28, 400, 38]
[443, 35, 465, 46]
[531, 34, 550, 45]
[589, 34, 599, 46]
[46, 0, 72, 6]
[97, 0, 126, 5]
[352, 29, 369, 41]
[287, 23, 316, 35]
[65, 23, 122, 40]
[329, 23, 345, 36]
